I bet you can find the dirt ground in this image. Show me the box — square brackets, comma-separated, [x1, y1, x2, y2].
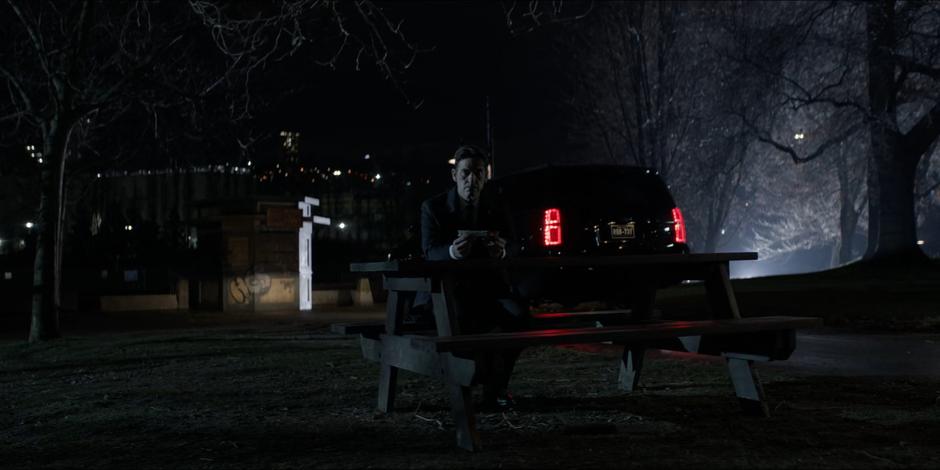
[2, 311, 939, 469]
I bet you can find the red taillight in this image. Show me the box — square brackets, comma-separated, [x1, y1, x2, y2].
[543, 208, 562, 246]
[672, 207, 687, 244]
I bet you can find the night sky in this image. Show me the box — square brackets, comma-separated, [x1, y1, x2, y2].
[266, 1, 568, 176]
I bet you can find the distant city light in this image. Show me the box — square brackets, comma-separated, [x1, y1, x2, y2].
[247, 160, 252, 167]
[96, 173, 101, 178]
[917, 240, 926, 245]
[333, 170, 342, 176]
[375, 173, 382, 180]
[794, 132, 805, 140]
[124, 225, 133, 231]
[24, 222, 34, 229]
[448, 158, 456, 165]
[337, 222, 347, 229]
[364, 154, 371, 160]
[721, 229, 726, 235]
[37, 158, 43, 164]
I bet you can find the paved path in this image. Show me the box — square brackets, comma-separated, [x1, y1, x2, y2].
[765, 329, 940, 377]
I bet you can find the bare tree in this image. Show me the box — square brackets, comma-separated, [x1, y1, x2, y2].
[555, 2, 768, 253]
[501, 0, 594, 36]
[725, 0, 940, 264]
[0, 0, 419, 342]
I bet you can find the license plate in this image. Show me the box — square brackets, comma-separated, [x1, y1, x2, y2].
[610, 222, 635, 239]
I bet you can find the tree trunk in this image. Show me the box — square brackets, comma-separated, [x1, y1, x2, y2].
[835, 145, 861, 265]
[867, 150, 924, 261]
[29, 123, 71, 343]
[30, 158, 62, 342]
[863, 1, 925, 263]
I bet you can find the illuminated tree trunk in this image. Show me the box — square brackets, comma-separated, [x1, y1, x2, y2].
[866, 145, 923, 261]
[863, 1, 928, 263]
[832, 145, 863, 266]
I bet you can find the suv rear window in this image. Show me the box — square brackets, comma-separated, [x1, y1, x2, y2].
[493, 166, 675, 213]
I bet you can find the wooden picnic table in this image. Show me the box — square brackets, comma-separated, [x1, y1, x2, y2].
[337, 253, 821, 451]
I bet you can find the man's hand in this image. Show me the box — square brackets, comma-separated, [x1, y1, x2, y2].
[450, 234, 473, 260]
[486, 235, 507, 259]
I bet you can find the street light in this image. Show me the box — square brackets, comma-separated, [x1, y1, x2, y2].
[338, 222, 347, 230]
[24, 222, 34, 229]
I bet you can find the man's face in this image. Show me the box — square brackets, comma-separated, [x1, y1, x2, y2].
[451, 157, 488, 204]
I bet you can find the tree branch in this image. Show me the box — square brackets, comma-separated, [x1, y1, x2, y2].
[91, 33, 187, 109]
[6, 0, 46, 56]
[893, 53, 940, 81]
[0, 64, 34, 114]
[741, 111, 865, 164]
[902, 100, 940, 158]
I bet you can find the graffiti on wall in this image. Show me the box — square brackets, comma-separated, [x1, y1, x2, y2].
[229, 273, 272, 305]
[228, 273, 297, 306]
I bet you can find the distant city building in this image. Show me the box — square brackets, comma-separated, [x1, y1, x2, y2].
[280, 130, 301, 165]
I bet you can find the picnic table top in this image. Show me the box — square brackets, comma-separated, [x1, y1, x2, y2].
[350, 252, 758, 274]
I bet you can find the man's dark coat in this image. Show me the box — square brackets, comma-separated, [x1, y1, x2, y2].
[420, 186, 515, 261]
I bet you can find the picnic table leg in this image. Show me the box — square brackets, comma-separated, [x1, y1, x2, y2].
[376, 289, 409, 413]
[726, 356, 770, 417]
[431, 277, 482, 451]
[443, 354, 481, 451]
[619, 347, 645, 392]
[704, 262, 741, 319]
[377, 365, 398, 413]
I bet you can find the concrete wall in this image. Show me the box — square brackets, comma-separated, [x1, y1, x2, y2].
[223, 272, 299, 312]
[100, 294, 178, 311]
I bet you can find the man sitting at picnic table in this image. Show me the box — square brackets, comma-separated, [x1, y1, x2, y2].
[419, 144, 528, 410]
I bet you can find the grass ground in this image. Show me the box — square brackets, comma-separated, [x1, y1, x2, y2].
[2, 317, 939, 468]
[2, 261, 939, 468]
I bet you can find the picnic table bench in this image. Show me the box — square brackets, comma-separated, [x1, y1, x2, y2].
[334, 253, 821, 451]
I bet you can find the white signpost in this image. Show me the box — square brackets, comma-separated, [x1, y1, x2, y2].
[298, 196, 330, 311]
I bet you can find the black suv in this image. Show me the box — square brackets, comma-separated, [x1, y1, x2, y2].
[389, 164, 689, 307]
[490, 165, 688, 306]
[493, 165, 687, 257]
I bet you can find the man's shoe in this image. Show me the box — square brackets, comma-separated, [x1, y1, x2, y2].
[481, 389, 515, 411]
[494, 391, 515, 410]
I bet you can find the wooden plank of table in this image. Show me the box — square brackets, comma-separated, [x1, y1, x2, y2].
[350, 252, 758, 274]
[359, 335, 475, 386]
[411, 316, 822, 353]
